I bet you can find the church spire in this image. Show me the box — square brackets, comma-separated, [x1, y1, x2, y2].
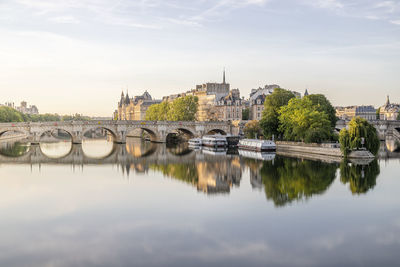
[223, 68, 226, 84]
[386, 95, 390, 106]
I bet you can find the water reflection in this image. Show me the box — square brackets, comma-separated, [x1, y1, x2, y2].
[0, 141, 30, 157]
[0, 139, 388, 199]
[260, 157, 338, 207]
[340, 160, 380, 194]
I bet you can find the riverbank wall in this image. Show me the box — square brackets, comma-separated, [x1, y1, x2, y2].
[276, 141, 375, 160]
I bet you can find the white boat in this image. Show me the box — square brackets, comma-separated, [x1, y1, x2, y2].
[202, 135, 228, 148]
[238, 150, 276, 161]
[238, 139, 276, 152]
[188, 138, 202, 147]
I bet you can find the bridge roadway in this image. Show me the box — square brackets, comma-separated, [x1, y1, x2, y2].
[0, 120, 233, 144]
[336, 119, 400, 141]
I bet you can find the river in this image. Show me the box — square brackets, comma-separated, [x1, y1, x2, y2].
[0, 138, 399, 267]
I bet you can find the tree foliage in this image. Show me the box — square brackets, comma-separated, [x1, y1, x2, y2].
[260, 88, 295, 138]
[243, 120, 262, 139]
[304, 94, 337, 128]
[339, 117, 380, 156]
[242, 108, 250, 120]
[278, 98, 333, 143]
[397, 112, 400, 121]
[0, 106, 91, 123]
[0, 106, 24, 122]
[145, 96, 199, 121]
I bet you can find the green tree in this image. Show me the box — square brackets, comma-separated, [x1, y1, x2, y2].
[397, 112, 400, 121]
[145, 101, 170, 121]
[167, 95, 198, 121]
[260, 88, 295, 139]
[243, 120, 262, 139]
[0, 106, 24, 122]
[304, 94, 337, 128]
[242, 108, 250, 120]
[339, 117, 380, 156]
[278, 98, 333, 143]
[376, 108, 381, 120]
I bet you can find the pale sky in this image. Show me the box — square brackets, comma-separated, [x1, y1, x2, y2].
[0, 0, 399, 116]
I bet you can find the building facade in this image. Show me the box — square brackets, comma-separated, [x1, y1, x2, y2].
[117, 91, 161, 121]
[215, 89, 246, 121]
[379, 96, 399, 120]
[2, 101, 39, 115]
[250, 94, 266, 120]
[335, 105, 377, 121]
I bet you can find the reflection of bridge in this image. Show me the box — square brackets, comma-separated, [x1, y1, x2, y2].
[0, 120, 233, 143]
[0, 143, 199, 166]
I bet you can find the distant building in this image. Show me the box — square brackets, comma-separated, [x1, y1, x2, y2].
[2, 101, 39, 115]
[249, 84, 280, 102]
[215, 89, 246, 121]
[195, 70, 230, 101]
[117, 91, 161, 121]
[335, 105, 376, 121]
[379, 95, 399, 120]
[250, 94, 266, 121]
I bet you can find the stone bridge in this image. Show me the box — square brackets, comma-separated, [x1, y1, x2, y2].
[336, 120, 400, 142]
[0, 120, 233, 144]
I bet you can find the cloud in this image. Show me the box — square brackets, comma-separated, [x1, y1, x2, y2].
[49, 16, 80, 24]
[391, 19, 400, 25]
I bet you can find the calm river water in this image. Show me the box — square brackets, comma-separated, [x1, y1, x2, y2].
[0, 138, 399, 267]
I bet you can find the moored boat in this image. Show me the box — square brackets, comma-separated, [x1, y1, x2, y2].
[238, 139, 276, 152]
[188, 138, 202, 147]
[202, 135, 228, 148]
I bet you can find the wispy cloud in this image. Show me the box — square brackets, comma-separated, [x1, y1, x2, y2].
[49, 16, 80, 24]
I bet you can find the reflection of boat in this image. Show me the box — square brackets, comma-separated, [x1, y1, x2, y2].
[238, 139, 276, 152]
[202, 135, 227, 148]
[188, 138, 202, 147]
[238, 150, 276, 161]
[202, 146, 227, 156]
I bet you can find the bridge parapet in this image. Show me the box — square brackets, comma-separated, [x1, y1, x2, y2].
[0, 120, 233, 144]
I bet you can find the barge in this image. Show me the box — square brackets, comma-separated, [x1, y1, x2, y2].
[202, 135, 228, 148]
[238, 139, 276, 152]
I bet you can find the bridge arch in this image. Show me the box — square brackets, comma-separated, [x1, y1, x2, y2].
[206, 129, 227, 135]
[82, 126, 117, 142]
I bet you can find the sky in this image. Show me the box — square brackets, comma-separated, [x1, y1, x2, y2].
[0, 0, 399, 116]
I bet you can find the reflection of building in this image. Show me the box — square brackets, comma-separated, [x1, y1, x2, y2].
[116, 91, 162, 120]
[2, 101, 39, 115]
[336, 105, 376, 121]
[379, 95, 399, 121]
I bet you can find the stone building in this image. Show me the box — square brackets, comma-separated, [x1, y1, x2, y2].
[335, 105, 377, 121]
[250, 94, 266, 121]
[215, 89, 246, 121]
[3, 101, 39, 115]
[195, 70, 230, 101]
[117, 91, 161, 121]
[379, 95, 399, 120]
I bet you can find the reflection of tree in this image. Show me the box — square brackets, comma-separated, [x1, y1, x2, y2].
[150, 163, 198, 185]
[261, 157, 338, 207]
[340, 160, 380, 195]
[0, 142, 30, 157]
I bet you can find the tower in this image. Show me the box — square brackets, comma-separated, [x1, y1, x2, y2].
[223, 68, 226, 84]
[386, 95, 390, 106]
[304, 89, 309, 97]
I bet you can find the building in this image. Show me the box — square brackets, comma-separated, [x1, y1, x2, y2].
[249, 84, 280, 102]
[379, 95, 400, 120]
[2, 101, 39, 115]
[117, 91, 161, 121]
[250, 94, 266, 120]
[195, 70, 230, 101]
[335, 105, 377, 121]
[215, 89, 246, 121]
